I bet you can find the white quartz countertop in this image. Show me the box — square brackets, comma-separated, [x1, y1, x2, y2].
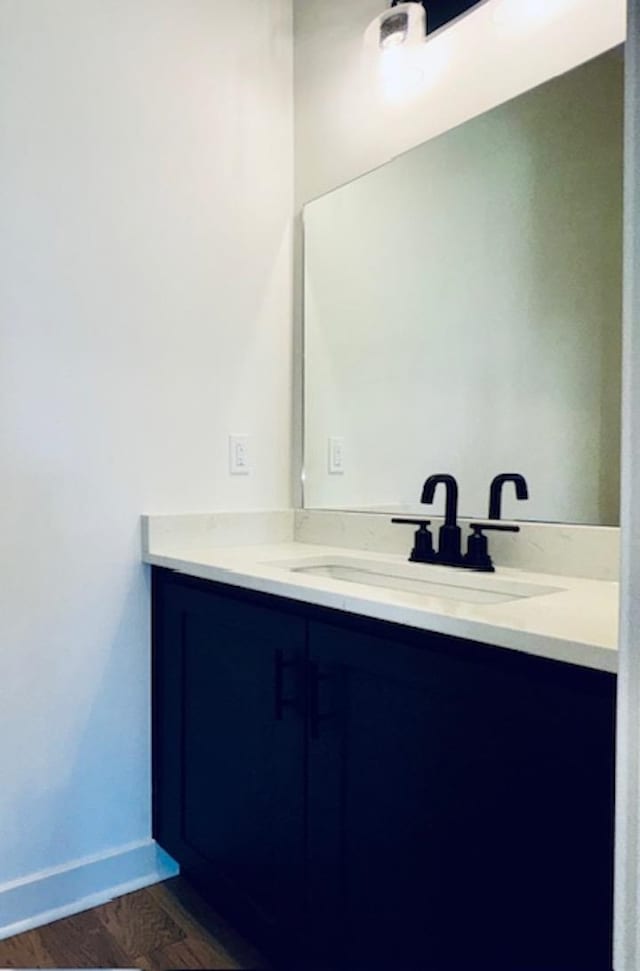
[143, 540, 619, 673]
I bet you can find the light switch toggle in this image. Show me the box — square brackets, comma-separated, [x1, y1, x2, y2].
[229, 434, 250, 475]
[328, 437, 345, 475]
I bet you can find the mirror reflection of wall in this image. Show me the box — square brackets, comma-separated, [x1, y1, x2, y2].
[303, 48, 623, 526]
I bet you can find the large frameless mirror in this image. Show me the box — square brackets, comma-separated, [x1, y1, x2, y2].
[303, 48, 623, 525]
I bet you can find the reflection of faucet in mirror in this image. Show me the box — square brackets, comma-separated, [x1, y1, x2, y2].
[489, 473, 529, 520]
[421, 474, 463, 566]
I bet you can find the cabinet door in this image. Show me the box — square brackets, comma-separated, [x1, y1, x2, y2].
[307, 619, 476, 969]
[307, 619, 615, 971]
[153, 572, 307, 950]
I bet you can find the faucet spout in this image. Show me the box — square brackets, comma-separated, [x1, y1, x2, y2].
[421, 474, 459, 527]
[421, 474, 463, 565]
[488, 473, 529, 520]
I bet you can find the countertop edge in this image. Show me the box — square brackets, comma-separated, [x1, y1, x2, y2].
[144, 550, 618, 675]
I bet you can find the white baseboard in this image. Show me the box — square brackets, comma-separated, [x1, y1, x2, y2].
[0, 839, 179, 941]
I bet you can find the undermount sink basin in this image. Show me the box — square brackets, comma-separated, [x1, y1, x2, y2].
[268, 555, 563, 605]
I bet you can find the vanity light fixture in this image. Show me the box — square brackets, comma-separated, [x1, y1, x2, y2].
[364, 2, 428, 54]
[363, 1, 429, 100]
[363, 1, 459, 102]
[365, 0, 490, 53]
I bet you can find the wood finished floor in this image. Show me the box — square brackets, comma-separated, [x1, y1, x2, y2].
[0, 878, 267, 969]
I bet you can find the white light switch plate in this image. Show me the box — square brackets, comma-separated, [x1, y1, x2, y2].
[328, 436, 345, 475]
[229, 434, 250, 475]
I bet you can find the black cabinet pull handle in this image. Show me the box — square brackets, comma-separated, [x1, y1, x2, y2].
[274, 649, 298, 721]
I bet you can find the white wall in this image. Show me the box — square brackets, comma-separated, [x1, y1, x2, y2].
[303, 51, 623, 524]
[0, 0, 292, 897]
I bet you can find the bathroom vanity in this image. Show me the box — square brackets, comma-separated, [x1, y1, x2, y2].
[148, 520, 617, 971]
[148, 45, 623, 971]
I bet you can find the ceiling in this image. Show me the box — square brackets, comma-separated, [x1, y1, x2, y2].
[426, 0, 485, 33]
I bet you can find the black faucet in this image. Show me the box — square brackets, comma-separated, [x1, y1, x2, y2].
[488, 473, 529, 520]
[421, 474, 463, 566]
[392, 475, 522, 570]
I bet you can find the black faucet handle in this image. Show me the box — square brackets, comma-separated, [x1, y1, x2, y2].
[465, 522, 520, 572]
[391, 517, 432, 526]
[391, 518, 435, 564]
[470, 522, 520, 534]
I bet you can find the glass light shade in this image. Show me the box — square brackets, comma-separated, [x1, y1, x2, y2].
[364, 3, 427, 56]
[380, 11, 409, 48]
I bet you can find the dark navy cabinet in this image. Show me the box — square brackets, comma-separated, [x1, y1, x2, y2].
[152, 574, 307, 953]
[152, 567, 616, 971]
